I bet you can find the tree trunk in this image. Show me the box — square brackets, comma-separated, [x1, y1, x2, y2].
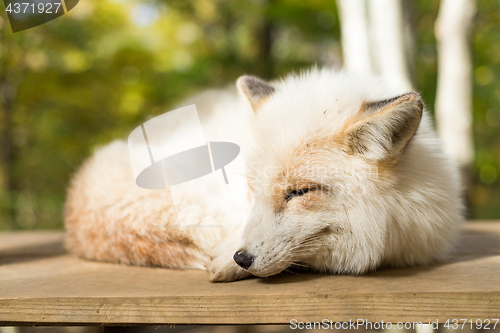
[402, 0, 417, 86]
[0, 40, 18, 229]
[435, 0, 476, 217]
[336, 0, 372, 72]
[368, 0, 414, 90]
[255, 12, 274, 79]
[435, 0, 475, 167]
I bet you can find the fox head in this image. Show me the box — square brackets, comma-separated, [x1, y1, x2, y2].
[230, 69, 458, 278]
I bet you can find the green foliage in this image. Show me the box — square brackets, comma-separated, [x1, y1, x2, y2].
[468, 0, 500, 218]
[0, 0, 498, 230]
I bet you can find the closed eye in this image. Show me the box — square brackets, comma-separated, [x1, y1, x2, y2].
[285, 188, 313, 202]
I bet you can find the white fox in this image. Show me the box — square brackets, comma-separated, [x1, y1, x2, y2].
[64, 68, 463, 282]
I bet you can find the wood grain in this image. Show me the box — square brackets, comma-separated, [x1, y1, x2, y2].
[0, 222, 499, 325]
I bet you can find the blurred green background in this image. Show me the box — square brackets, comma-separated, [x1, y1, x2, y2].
[0, 0, 499, 230]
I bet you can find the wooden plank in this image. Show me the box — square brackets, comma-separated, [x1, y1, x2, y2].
[0, 222, 499, 325]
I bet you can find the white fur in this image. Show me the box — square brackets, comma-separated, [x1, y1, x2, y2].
[65, 68, 463, 282]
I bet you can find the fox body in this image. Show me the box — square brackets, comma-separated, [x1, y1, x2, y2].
[64, 68, 463, 282]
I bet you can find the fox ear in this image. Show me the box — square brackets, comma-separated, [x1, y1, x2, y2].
[237, 75, 275, 112]
[342, 93, 424, 161]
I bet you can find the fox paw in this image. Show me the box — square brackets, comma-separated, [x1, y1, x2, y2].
[207, 254, 251, 282]
[207, 229, 252, 282]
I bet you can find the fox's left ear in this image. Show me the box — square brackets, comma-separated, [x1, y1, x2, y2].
[342, 92, 424, 161]
[237, 75, 275, 112]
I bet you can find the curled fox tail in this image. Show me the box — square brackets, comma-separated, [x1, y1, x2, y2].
[64, 140, 222, 269]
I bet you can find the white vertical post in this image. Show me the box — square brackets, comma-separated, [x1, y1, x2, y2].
[336, 0, 372, 72]
[368, 0, 413, 90]
[435, 0, 476, 166]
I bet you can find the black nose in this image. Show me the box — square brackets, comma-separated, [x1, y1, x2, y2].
[233, 250, 255, 269]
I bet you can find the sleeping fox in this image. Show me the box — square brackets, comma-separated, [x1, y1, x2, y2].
[64, 68, 463, 282]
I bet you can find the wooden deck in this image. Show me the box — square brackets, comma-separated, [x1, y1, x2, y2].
[0, 222, 499, 325]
